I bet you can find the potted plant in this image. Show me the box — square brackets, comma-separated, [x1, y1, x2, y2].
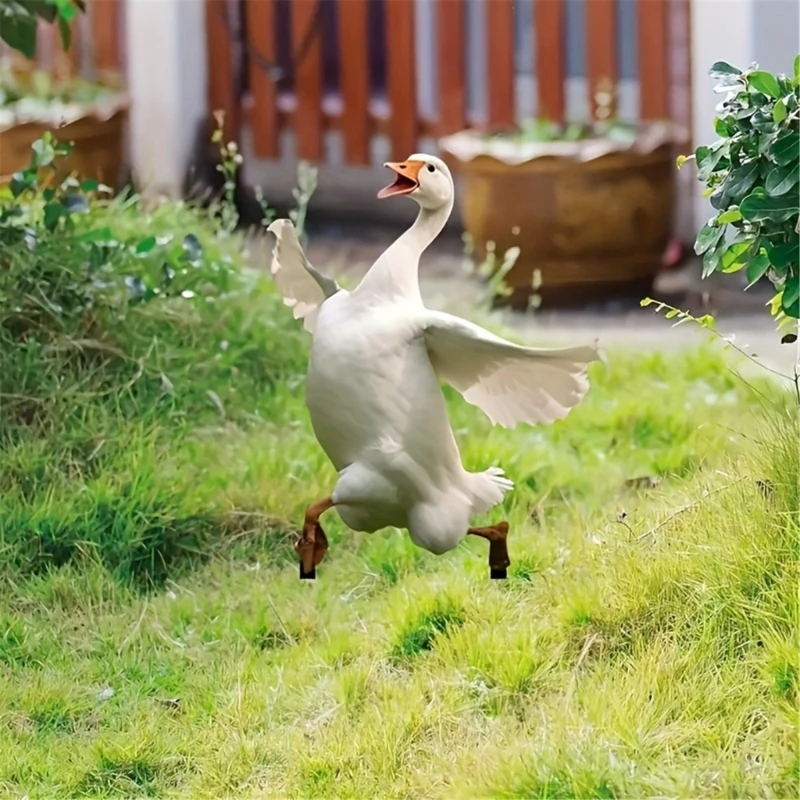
[439, 81, 681, 309]
[0, 65, 128, 190]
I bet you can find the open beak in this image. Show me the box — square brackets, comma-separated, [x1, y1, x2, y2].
[377, 160, 424, 199]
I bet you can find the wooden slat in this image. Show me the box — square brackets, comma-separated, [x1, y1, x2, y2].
[204, 0, 239, 143]
[585, 0, 617, 118]
[246, 0, 279, 158]
[486, 0, 515, 129]
[337, 0, 371, 164]
[291, 0, 323, 161]
[91, 0, 121, 73]
[385, 0, 417, 158]
[34, 20, 54, 71]
[243, 98, 439, 140]
[534, 0, 565, 122]
[436, 0, 467, 134]
[637, 0, 668, 119]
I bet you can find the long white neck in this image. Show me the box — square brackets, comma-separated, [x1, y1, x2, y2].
[356, 196, 454, 300]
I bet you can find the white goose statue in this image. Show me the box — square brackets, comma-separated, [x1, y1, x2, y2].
[268, 154, 601, 579]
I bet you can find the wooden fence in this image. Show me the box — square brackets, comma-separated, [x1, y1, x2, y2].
[206, 0, 692, 166]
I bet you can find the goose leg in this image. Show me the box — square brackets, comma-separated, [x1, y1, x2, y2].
[468, 522, 510, 579]
[297, 496, 334, 579]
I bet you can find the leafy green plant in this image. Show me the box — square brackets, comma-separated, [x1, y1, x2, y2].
[0, 130, 308, 581]
[3, 131, 97, 234]
[210, 111, 243, 236]
[0, 65, 119, 110]
[1, 131, 246, 313]
[683, 58, 800, 322]
[483, 117, 639, 146]
[461, 232, 518, 310]
[485, 77, 643, 146]
[0, 0, 84, 59]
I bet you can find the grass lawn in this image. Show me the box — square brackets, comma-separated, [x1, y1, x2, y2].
[1, 193, 798, 798]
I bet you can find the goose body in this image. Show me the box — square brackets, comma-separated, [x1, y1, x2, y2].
[307, 290, 505, 554]
[268, 155, 601, 575]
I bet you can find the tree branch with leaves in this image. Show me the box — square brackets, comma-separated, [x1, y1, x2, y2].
[680, 58, 799, 329]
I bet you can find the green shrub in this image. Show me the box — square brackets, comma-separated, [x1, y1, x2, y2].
[0, 135, 306, 583]
[685, 58, 799, 324]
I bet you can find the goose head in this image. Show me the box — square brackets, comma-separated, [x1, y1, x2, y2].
[377, 153, 453, 211]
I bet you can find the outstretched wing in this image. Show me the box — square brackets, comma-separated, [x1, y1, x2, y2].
[267, 219, 339, 333]
[423, 311, 601, 428]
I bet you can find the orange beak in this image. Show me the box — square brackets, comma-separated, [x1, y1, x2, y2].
[377, 160, 424, 199]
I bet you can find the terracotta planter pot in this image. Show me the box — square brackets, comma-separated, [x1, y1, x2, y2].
[440, 125, 678, 309]
[0, 102, 128, 190]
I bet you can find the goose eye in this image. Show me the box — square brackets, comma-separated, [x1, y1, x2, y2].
[427, 164, 435, 173]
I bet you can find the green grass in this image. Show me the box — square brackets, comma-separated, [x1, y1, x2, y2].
[1, 192, 798, 798]
[1, 342, 797, 798]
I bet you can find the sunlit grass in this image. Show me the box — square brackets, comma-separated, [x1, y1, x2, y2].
[1, 339, 797, 798]
[1, 179, 797, 797]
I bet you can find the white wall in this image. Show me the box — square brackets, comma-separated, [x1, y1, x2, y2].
[125, 0, 207, 198]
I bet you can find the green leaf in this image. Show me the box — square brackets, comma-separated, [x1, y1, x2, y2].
[709, 61, 742, 79]
[694, 223, 725, 255]
[31, 137, 56, 167]
[36, 1, 59, 24]
[721, 161, 759, 203]
[750, 111, 777, 134]
[702, 245, 722, 278]
[720, 241, 750, 273]
[765, 162, 800, 196]
[747, 70, 781, 98]
[768, 293, 784, 317]
[766, 241, 799, 270]
[10, 172, 30, 198]
[135, 236, 157, 255]
[43, 202, 66, 232]
[716, 208, 742, 225]
[709, 187, 728, 211]
[745, 252, 771, 287]
[772, 130, 800, 166]
[713, 116, 735, 137]
[773, 99, 788, 124]
[697, 314, 716, 329]
[55, 0, 76, 22]
[741, 191, 800, 223]
[0, 16, 38, 60]
[57, 16, 71, 51]
[696, 144, 727, 181]
[80, 178, 99, 192]
[781, 276, 800, 318]
[795, 54, 800, 79]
